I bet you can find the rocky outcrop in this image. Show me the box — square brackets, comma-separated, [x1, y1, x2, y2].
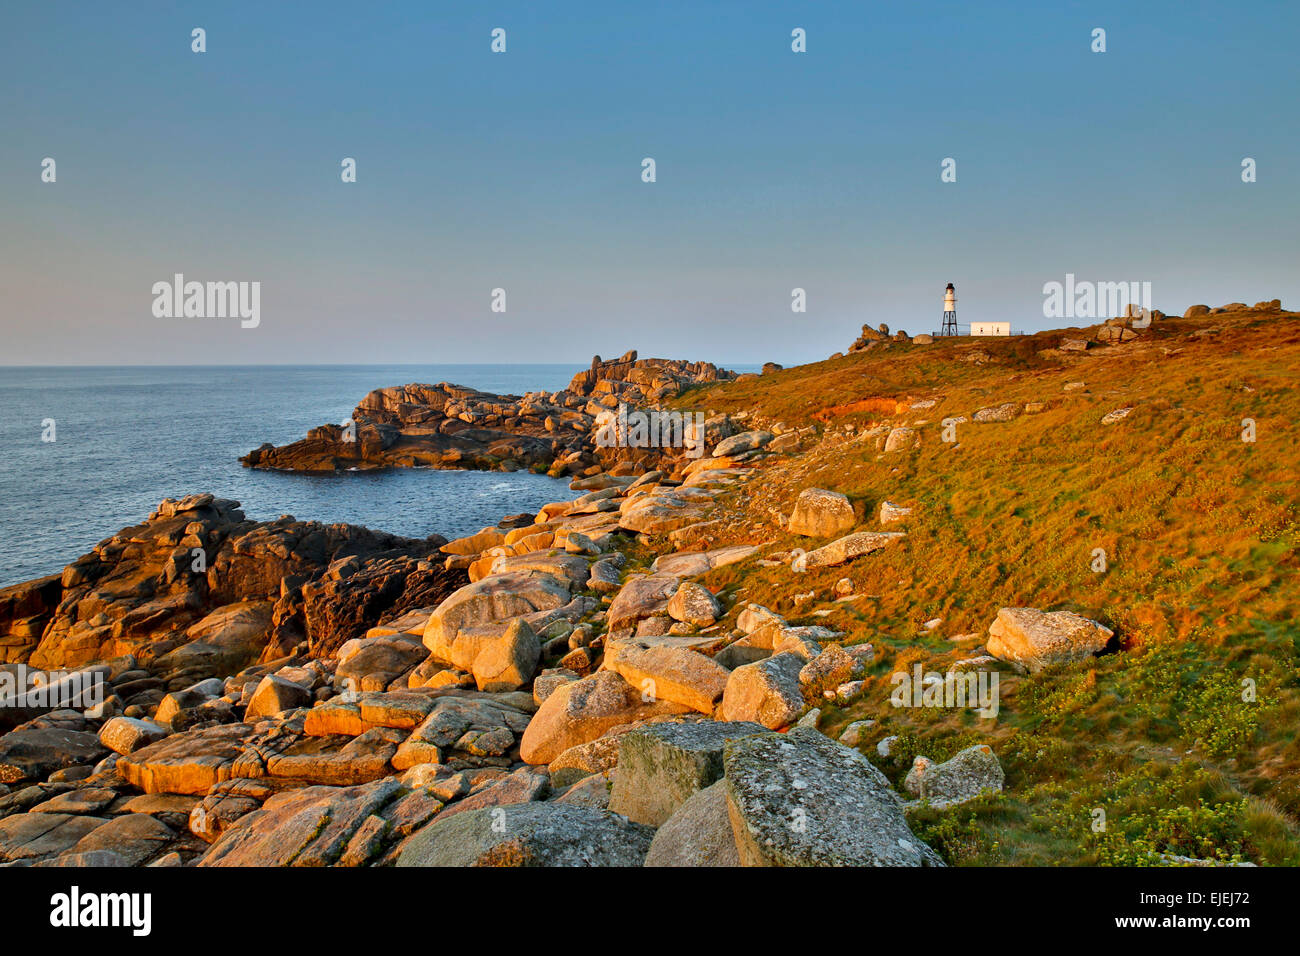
[244, 674, 313, 720]
[243, 356, 736, 477]
[713, 430, 773, 458]
[566, 351, 733, 400]
[884, 426, 920, 452]
[301, 556, 465, 658]
[98, 716, 167, 756]
[242, 382, 560, 473]
[117, 723, 251, 795]
[20, 495, 453, 672]
[0, 575, 62, 665]
[618, 489, 717, 535]
[849, 323, 891, 352]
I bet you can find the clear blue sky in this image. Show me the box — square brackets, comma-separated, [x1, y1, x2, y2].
[2, 0, 1296, 365]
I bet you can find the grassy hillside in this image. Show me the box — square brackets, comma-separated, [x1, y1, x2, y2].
[673, 307, 1300, 865]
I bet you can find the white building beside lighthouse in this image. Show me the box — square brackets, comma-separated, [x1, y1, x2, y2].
[940, 283, 1011, 335]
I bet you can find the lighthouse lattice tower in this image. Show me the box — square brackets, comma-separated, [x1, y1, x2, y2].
[941, 283, 958, 336]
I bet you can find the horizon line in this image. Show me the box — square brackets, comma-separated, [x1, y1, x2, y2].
[0, 361, 764, 370]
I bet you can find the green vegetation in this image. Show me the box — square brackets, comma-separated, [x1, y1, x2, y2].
[676, 307, 1300, 864]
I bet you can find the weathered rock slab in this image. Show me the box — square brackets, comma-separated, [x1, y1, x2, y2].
[0, 728, 107, 785]
[519, 671, 690, 765]
[794, 532, 905, 571]
[608, 720, 766, 825]
[602, 640, 730, 714]
[118, 723, 252, 795]
[723, 727, 943, 867]
[396, 802, 654, 867]
[644, 780, 740, 867]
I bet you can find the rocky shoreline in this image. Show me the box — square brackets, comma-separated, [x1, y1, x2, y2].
[6, 309, 1235, 867]
[0, 408, 1029, 867]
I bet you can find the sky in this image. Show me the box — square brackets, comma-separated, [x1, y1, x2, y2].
[1, 0, 1296, 366]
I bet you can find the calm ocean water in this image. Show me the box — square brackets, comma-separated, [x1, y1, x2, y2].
[0, 365, 592, 587]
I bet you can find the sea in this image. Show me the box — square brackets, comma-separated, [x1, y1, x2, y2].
[0, 365, 602, 588]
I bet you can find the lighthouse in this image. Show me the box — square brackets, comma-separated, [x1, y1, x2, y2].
[941, 283, 958, 336]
